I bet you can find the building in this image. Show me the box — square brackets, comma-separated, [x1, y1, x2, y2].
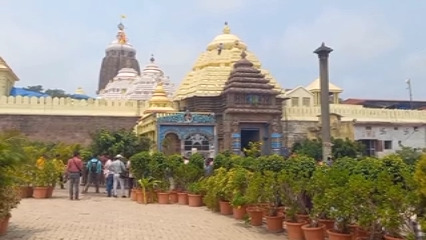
[99, 55, 175, 101]
[98, 21, 141, 93]
[1, 20, 426, 157]
[137, 23, 285, 157]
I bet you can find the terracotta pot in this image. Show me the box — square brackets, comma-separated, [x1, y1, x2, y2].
[285, 221, 307, 240]
[219, 201, 233, 215]
[135, 189, 143, 204]
[188, 194, 203, 207]
[233, 205, 247, 220]
[383, 235, 403, 240]
[157, 192, 170, 204]
[302, 223, 325, 240]
[247, 207, 263, 226]
[130, 189, 137, 201]
[20, 186, 30, 198]
[27, 187, 34, 198]
[33, 186, 48, 199]
[318, 219, 335, 237]
[169, 191, 178, 204]
[46, 186, 54, 198]
[266, 214, 284, 233]
[327, 229, 353, 240]
[177, 192, 188, 205]
[0, 215, 11, 236]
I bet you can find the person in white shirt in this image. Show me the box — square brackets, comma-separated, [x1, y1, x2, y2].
[111, 154, 127, 198]
[104, 155, 114, 197]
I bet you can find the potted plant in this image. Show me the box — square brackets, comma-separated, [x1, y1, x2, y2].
[137, 177, 161, 204]
[228, 167, 253, 220]
[313, 163, 357, 240]
[187, 181, 204, 207]
[0, 186, 20, 235]
[245, 171, 267, 226]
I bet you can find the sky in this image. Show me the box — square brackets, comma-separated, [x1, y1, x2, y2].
[0, 0, 425, 100]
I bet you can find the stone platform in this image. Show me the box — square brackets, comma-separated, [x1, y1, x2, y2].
[3, 188, 287, 240]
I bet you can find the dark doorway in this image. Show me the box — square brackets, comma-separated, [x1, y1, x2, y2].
[241, 129, 260, 151]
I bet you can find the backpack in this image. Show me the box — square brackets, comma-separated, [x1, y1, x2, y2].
[90, 160, 98, 173]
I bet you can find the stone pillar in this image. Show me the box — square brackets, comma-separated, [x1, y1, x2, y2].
[314, 43, 333, 162]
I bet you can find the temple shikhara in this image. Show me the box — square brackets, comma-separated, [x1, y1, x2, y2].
[1, 20, 426, 157]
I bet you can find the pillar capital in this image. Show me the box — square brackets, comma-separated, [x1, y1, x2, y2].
[314, 42, 333, 57]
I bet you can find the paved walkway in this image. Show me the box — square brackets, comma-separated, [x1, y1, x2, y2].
[3, 188, 287, 240]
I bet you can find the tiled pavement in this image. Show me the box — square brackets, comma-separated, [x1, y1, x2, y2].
[3, 188, 287, 240]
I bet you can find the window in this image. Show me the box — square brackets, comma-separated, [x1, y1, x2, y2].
[184, 134, 210, 151]
[365, 126, 372, 130]
[302, 97, 310, 107]
[291, 97, 299, 107]
[384, 140, 392, 150]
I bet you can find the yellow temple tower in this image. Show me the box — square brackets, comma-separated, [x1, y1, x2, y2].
[174, 22, 284, 104]
[135, 82, 175, 147]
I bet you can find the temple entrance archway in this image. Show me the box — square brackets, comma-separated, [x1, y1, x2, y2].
[162, 133, 180, 156]
[241, 128, 260, 151]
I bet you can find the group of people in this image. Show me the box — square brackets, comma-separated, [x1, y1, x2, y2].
[66, 152, 133, 201]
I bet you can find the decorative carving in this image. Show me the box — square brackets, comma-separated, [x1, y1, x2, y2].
[157, 113, 215, 124]
[158, 125, 215, 151]
[271, 119, 281, 133]
[231, 120, 239, 133]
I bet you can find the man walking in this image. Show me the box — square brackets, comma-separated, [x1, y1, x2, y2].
[66, 152, 83, 200]
[82, 155, 102, 193]
[111, 154, 127, 198]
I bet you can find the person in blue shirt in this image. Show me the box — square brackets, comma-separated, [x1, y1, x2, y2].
[82, 155, 102, 194]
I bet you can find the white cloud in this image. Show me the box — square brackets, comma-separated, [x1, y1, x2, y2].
[279, 8, 401, 63]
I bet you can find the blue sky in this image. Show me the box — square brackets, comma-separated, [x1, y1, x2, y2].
[0, 0, 425, 100]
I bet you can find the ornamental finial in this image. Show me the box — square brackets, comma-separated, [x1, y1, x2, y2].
[241, 50, 247, 59]
[116, 15, 127, 44]
[150, 54, 155, 63]
[223, 21, 231, 34]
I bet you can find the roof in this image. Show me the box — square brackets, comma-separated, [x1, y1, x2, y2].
[9, 87, 49, 97]
[305, 78, 342, 92]
[174, 23, 283, 100]
[284, 86, 314, 96]
[0, 57, 19, 81]
[343, 98, 426, 110]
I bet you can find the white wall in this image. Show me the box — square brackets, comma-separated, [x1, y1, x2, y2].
[354, 124, 426, 156]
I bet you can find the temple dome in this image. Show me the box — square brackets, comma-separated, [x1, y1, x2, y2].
[98, 67, 140, 99]
[105, 22, 136, 53]
[174, 22, 283, 100]
[144, 83, 175, 114]
[206, 22, 247, 51]
[125, 55, 175, 101]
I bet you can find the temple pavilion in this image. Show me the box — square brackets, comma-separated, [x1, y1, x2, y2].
[137, 23, 285, 157]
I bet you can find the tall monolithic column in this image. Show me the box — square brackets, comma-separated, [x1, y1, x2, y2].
[314, 43, 333, 162]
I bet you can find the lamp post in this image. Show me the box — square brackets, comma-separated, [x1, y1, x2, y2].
[314, 43, 333, 163]
[405, 79, 413, 109]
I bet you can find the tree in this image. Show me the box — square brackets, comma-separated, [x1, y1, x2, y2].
[90, 129, 151, 158]
[24, 85, 43, 93]
[292, 138, 364, 160]
[44, 89, 69, 98]
[396, 145, 423, 166]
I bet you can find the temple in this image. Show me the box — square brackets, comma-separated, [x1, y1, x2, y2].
[137, 23, 286, 157]
[99, 55, 175, 101]
[1, 21, 426, 158]
[98, 20, 141, 93]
